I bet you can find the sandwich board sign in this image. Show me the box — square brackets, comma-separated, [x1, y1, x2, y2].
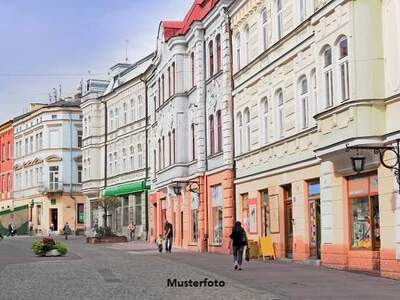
[259, 236, 275, 260]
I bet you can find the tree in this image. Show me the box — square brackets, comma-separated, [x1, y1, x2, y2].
[95, 196, 121, 229]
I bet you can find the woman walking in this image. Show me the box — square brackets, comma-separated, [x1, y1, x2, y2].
[228, 221, 248, 270]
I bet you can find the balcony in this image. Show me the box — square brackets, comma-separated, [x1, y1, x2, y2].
[39, 181, 64, 194]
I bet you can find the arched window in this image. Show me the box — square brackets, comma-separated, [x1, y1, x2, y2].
[113, 151, 118, 173]
[138, 144, 143, 169]
[237, 112, 243, 154]
[300, 0, 307, 22]
[138, 95, 143, 118]
[161, 74, 165, 102]
[261, 8, 268, 51]
[216, 34, 221, 72]
[209, 115, 215, 155]
[323, 46, 334, 108]
[172, 129, 176, 164]
[168, 132, 172, 166]
[191, 52, 195, 87]
[216, 110, 222, 152]
[299, 76, 309, 129]
[235, 33, 241, 71]
[209, 40, 214, 77]
[114, 107, 119, 128]
[338, 36, 349, 101]
[122, 147, 127, 171]
[244, 25, 250, 64]
[130, 98, 136, 121]
[261, 97, 269, 143]
[276, 89, 284, 137]
[191, 124, 196, 160]
[123, 102, 127, 124]
[276, 0, 283, 40]
[130, 146, 134, 170]
[311, 69, 317, 116]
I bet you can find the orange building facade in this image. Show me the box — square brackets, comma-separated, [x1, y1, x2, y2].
[0, 120, 13, 204]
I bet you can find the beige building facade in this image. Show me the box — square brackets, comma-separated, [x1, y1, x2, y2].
[230, 0, 400, 279]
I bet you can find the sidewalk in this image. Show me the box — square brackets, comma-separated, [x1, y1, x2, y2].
[109, 241, 400, 299]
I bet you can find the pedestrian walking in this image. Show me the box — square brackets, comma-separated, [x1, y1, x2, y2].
[164, 220, 173, 253]
[7, 223, 12, 237]
[156, 234, 163, 253]
[10, 223, 16, 237]
[127, 222, 136, 241]
[228, 221, 248, 271]
[28, 220, 33, 236]
[63, 222, 71, 240]
[49, 223, 55, 237]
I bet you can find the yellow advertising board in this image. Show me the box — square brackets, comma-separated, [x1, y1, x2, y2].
[259, 236, 275, 260]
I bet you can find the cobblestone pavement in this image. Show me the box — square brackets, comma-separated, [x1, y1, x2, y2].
[1, 237, 400, 300]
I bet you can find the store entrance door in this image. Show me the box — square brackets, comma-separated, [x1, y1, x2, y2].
[284, 201, 293, 258]
[309, 199, 321, 259]
[50, 208, 58, 231]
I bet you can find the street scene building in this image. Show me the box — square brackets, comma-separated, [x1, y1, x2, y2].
[148, 0, 235, 254]
[81, 57, 152, 240]
[230, 0, 400, 278]
[12, 100, 85, 235]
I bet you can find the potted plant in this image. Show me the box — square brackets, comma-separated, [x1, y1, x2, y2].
[32, 237, 68, 256]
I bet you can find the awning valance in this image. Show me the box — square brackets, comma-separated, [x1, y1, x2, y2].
[102, 180, 150, 197]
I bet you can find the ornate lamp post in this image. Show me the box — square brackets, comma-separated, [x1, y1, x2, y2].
[30, 199, 34, 222]
[346, 140, 400, 193]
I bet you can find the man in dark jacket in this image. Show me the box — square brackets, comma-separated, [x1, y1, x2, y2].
[164, 220, 173, 253]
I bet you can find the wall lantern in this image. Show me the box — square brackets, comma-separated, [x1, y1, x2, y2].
[346, 140, 400, 193]
[171, 180, 200, 195]
[173, 184, 182, 196]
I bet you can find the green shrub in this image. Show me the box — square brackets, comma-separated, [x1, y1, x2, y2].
[32, 240, 46, 256]
[95, 226, 117, 238]
[54, 242, 68, 255]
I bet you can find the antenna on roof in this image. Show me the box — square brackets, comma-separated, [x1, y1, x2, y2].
[125, 39, 129, 62]
[58, 84, 62, 100]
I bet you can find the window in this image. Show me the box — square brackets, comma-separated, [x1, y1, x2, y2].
[261, 8, 268, 50]
[123, 197, 129, 226]
[237, 112, 243, 154]
[122, 148, 127, 171]
[135, 195, 142, 225]
[29, 136, 33, 153]
[113, 151, 118, 173]
[261, 97, 269, 143]
[49, 129, 60, 148]
[162, 136, 165, 168]
[276, 0, 283, 40]
[299, 76, 310, 129]
[51, 114, 57, 120]
[131, 98, 136, 121]
[208, 40, 214, 77]
[77, 203, 84, 224]
[244, 108, 251, 152]
[138, 96, 144, 118]
[211, 185, 223, 245]
[153, 96, 157, 118]
[161, 74, 165, 102]
[300, 0, 307, 22]
[191, 193, 199, 242]
[109, 110, 114, 130]
[137, 144, 143, 169]
[115, 107, 119, 128]
[311, 69, 318, 116]
[244, 25, 250, 64]
[49, 166, 59, 190]
[158, 139, 161, 170]
[172, 62, 176, 94]
[172, 129, 176, 164]
[216, 34, 221, 72]
[158, 78, 161, 107]
[169, 132, 172, 166]
[209, 115, 215, 155]
[323, 46, 334, 108]
[7, 142, 10, 159]
[123, 102, 127, 124]
[109, 153, 113, 175]
[348, 174, 380, 250]
[191, 124, 196, 160]
[235, 33, 241, 71]
[168, 66, 171, 98]
[130, 146, 134, 170]
[77, 130, 83, 148]
[78, 165, 82, 183]
[277, 89, 284, 137]
[338, 37, 349, 101]
[39, 133, 43, 150]
[190, 52, 195, 87]
[260, 190, 269, 236]
[216, 110, 222, 152]
[153, 149, 157, 177]
[24, 138, 28, 155]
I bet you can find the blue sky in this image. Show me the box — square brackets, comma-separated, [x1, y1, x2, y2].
[0, 0, 192, 122]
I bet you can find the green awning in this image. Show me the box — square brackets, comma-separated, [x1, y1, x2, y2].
[102, 180, 150, 197]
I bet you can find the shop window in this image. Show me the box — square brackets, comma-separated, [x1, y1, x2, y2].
[135, 195, 142, 225]
[260, 190, 269, 236]
[241, 193, 249, 232]
[308, 179, 321, 259]
[123, 196, 129, 226]
[349, 174, 380, 250]
[77, 203, 84, 224]
[191, 193, 199, 243]
[211, 185, 223, 244]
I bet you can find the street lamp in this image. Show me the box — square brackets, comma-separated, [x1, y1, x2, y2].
[171, 181, 200, 196]
[30, 199, 34, 222]
[346, 140, 400, 193]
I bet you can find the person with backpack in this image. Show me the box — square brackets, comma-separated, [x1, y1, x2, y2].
[63, 222, 71, 240]
[228, 221, 248, 271]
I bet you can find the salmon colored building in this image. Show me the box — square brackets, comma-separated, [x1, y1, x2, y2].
[0, 120, 13, 205]
[148, 0, 235, 254]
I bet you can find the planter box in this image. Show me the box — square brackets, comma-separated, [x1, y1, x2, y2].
[45, 249, 62, 257]
[86, 236, 128, 244]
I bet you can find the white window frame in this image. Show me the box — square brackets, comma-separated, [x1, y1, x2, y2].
[276, 89, 284, 138]
[261, 8, 268, 51]
[276, 0, 283, 40]
[299, 0, 307, 22]
[130, 98, 136, 122]
[338, 37, 349, 101]
[323, 47, 334, 108]
[244, 108, 251, 152]
[235, 33, 241, 71]
[261, 97, 269, 144]
[244, 25, 250, 65]
[299, 76, 310, 129]
[236, 112, 243, 154]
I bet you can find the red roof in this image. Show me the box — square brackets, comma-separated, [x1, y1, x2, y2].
[162, 0, 219, 42]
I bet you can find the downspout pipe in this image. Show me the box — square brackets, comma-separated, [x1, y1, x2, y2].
[140, 76, 150, 242]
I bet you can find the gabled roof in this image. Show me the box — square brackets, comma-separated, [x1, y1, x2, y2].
[162, 0, 219, 42]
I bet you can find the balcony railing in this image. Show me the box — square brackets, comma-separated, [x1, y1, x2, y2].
[39, 181, 63, 193]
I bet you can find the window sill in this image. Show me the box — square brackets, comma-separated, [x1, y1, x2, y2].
[207, 151, 223, 159]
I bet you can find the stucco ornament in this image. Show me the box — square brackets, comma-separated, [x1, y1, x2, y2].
[207, 78, 221, 114]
